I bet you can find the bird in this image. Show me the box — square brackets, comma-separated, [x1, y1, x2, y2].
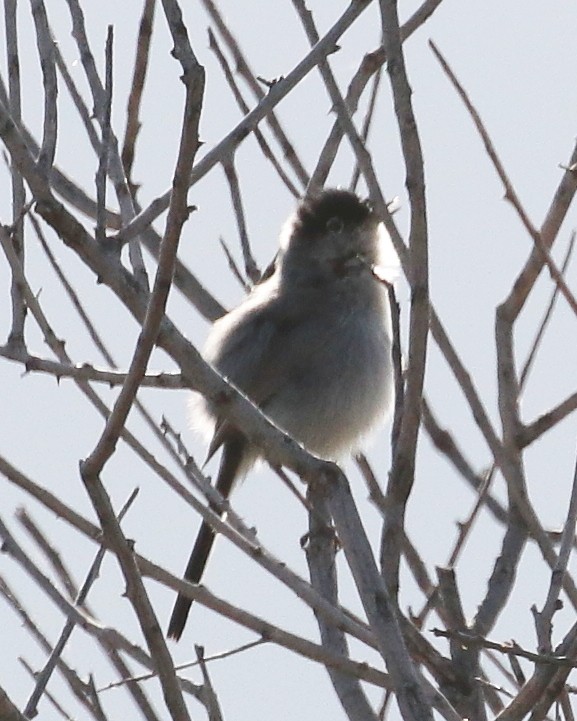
[167, 188, 395, 640]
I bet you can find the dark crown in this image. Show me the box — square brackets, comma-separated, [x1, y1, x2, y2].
[293, 189, 373, 240]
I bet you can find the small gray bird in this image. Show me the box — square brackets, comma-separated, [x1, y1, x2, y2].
[168, 188, 395, 640]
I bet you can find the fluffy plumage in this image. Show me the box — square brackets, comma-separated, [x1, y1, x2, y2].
[168, 189, 395, 640]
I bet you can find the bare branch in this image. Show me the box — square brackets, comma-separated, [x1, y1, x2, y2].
[114, 0, 374, 246]
[379, 0, 429, 605]
[122, 0, 156, 186]
[208, 27, 301, 197]
[22, 491, 138, 718]
[0, 684, 34, 721]
[4, 0, 27, 348]
[534, 445, 577, 653]
[306, 477, 378, 721]
[199, 0, 309, 187]
[29, 0, 58, 174]
[95, 26, 113, 245]
[430, 40, 577, 319]
[222, 156, 260, 282]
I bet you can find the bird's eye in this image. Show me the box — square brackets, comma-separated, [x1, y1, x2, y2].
[326, 216, 344, 234]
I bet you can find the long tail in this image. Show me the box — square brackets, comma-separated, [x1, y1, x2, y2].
[167, 436, 247, 641]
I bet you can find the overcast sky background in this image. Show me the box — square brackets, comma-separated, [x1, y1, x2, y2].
[2, 1, 577, 720]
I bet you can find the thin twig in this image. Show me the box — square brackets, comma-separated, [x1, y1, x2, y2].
[115, 0, 373, 246]
[306, 474, 378, 721]
[95, 26, 113, 245]
[29, 213, 115, 366]
[200, 0, 309, 187]
[122, 0, 156, 187]
[521, 392, 577, 447]
[534, 441, 577, 653]
[0, 577, 106, 720]
[222, 157, 260, 282]
[0, 557, 200, 698]
[218, 236, 251, 291]
[310, 0, 446, 191]
[99, 640, 266, 691]
[194, 646, 224, 721]
[432, 628, 577, 669]
[80, 6, 205, 717]
[430, 40, 577, 319]
[52, 32, 100, 152]
[64, 0, 149, 286]
[17, 509, 78, 599]
[4, 0, 27, 348]
[0, 348, 187, 387]
[378, 0, 429, 610]
[207, 27, 300, 198]
[23, 490, 139, 718]
[349, 63, 383, 192]
[20, 657, 76, 721]
[30, 0, 58, 175]
[520, 233, 577, 388]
